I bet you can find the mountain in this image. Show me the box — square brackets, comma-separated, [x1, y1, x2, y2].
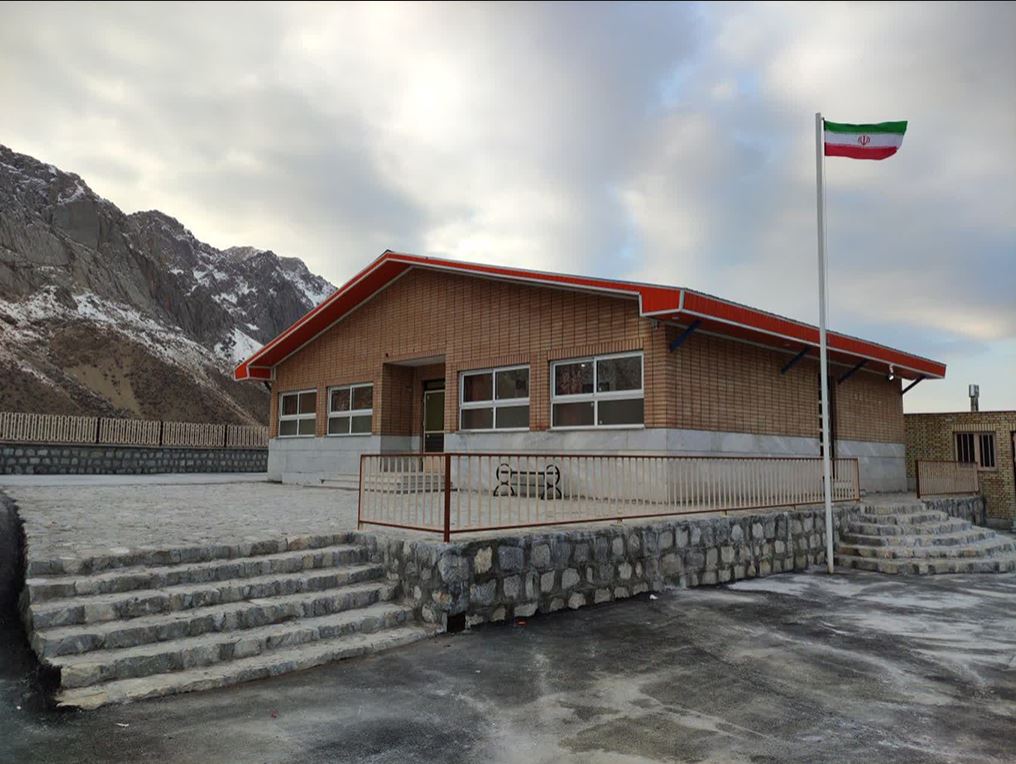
[0, 145, 335, 424]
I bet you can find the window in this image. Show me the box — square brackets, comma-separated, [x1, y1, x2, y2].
[279, 390, 317, 437]
[551, 352, 643, 428]
[328, 383, 373, 436]
[460, 366, 529, 430]
[955, 431, 996, 469]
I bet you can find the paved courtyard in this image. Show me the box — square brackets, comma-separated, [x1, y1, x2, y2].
[0, 474, 359, 564]
[2, 568, 1014, 763]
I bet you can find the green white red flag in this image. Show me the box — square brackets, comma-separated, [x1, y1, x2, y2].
[824, 120, 907, 160]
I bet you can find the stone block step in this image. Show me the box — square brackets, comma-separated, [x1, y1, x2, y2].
[56, 624, 435, 710]
[838, 536, 1015, 560]
[859, 503, 931, 515]
[847, 519, 970, 537]
[856, 511, 950, 526]
[52, 602, 414, 689]
[24, 544, 370, 605]
[28, 563, 384, 630]
[836, 553, 1016, 576]
[839, 528, 995, 548]
[25, 532, 360, 578]
[32, 581, 394, 659]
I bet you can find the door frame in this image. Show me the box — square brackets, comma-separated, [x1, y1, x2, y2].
[422, 380, 445, 453]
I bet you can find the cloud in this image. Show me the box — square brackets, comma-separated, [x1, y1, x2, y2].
[0, 1, 1012, 411]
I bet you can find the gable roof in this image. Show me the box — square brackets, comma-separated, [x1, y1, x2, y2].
[234, 250, 946, 382]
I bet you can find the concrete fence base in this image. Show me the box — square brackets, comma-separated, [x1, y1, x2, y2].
[0, 444, 267, 476]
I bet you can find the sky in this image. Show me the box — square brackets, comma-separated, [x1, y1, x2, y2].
[1, 1, 1013, 412]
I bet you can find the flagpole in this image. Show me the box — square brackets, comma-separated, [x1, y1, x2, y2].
[815, 112, 835, 575]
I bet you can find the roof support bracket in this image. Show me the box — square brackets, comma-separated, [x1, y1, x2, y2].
[900, 375, 926, 395]
[837, 359, 867, 384]
[669, 319, 702, 352]
[780, 346, 811, 375]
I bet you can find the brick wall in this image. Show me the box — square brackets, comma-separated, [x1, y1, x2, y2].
[906, 411, 1016, 522]
[270, 268, 905, 446]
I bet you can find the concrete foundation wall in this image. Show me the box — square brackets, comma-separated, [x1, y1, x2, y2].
[0, 444, 266, 476]
[268, 435, 416, 483]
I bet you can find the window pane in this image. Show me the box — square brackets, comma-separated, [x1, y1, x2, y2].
[279, 419, 298, 436]
[553, 401, 594, 427]
[327, 416, 350, 435]
[597, 355, 642, 393]
[555, 361, 593, 396]
[299, 391, 317, 415]
[424, 392, 445, 432]
[462, 373, 493, 403]
[979, 434, 996, 468]
[351, 385, 373, 411]
[330, 388, 350, 413]
[495, 368, 529, 400]
[298, 417, 316, 436]
[351, 414, 372, 434]
[495, 405, 529, 429]
[281, 394, 298, 416]
[597, 397, 644, 426]
[461, 407, 493, 430]
[956, 433, 975, 463]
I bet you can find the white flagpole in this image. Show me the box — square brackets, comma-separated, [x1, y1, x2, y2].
[815, 112, 835, 574]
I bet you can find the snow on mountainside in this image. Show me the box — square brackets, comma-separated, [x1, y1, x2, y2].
[0, 145, 335, 424]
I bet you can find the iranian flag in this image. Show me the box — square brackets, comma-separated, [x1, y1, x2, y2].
[824, 120, 907, 160]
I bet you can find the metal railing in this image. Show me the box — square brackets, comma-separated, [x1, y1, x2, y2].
[358, 452, 862, 540]
[915, 459, 979, 498]
[0, 411, 268, 449]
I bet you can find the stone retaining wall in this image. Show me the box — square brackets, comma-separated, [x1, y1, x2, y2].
[929, 495, 986, 526]
[371, 505, 861, 628]
[0, 444, 267, 475]
[369, 495, 987, 629]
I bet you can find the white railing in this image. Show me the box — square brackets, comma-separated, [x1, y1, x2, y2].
[358, 453, 862, 540]
[0, 411, 267, 449]
[916, 460, 979, 498]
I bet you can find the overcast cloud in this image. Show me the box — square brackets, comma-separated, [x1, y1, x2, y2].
[1, 1, 1012, 411]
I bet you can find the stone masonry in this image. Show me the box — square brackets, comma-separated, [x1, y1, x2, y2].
[0, 444, 267, 476]
[371, 496, 986, 628]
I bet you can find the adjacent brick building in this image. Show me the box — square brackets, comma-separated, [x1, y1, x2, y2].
[235, 251, 947, 492]
[906, 411, 1016, 527]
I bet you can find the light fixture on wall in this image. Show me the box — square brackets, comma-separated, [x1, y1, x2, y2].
[887, 365, 895, 382]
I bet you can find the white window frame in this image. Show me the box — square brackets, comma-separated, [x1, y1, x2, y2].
[955, 431, 997, 470]
[327, 383, 373, 437]
[278, 389, 317, 439]
[459, 365, 530, 432]
[550, 351, 644, 430]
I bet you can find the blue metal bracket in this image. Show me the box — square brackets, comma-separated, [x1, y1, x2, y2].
[669, 319, 702, 352]
[780, 346, 810, 375]
[900, 375, 925, 395]
[837, 359, 867, 384]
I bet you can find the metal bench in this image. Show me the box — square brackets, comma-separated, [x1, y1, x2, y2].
[492, 462, 562, 500]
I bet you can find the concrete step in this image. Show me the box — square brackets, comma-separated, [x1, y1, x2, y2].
[839, 528, 995, 548]
[836, 553, 1016, 576]
[25, 532, 359, 577]
[838, 536, 1015, 560]
[32, 580, 395, 659]
[55, 624, 435, 710]
[318, 474, 360, 491]
[28, 563, 384, 630]
[847, 519, 970, 537]
[52, 602, 414, 689]
[24, 544, 371, 605]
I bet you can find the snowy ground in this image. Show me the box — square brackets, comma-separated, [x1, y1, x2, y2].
[3, 568, 1015, 762]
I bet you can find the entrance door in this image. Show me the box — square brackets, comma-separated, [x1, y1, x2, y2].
[423, 386, 445, 453]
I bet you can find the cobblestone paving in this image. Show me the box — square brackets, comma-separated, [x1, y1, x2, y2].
[3, 478, 359, 565]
